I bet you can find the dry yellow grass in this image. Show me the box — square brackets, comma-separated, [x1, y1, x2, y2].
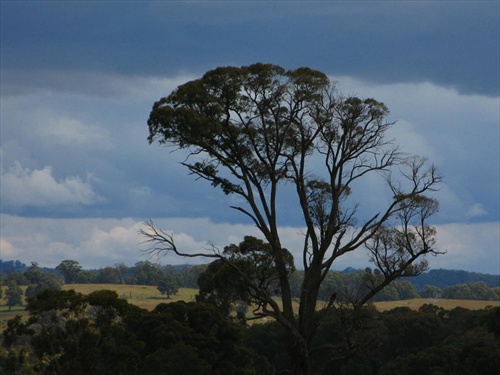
[62, 284, 198, 310]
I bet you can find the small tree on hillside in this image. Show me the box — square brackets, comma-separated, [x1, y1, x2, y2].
[6, 281, 23, 311]
[157, 274, 179, 299]
[142, 63, 443, 375]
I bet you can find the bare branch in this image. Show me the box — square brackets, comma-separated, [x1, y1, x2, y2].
[139, 219, 221, 260]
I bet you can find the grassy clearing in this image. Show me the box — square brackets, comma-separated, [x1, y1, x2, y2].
[0, 306, 28, 331]
[0, 286, 29, 331]
[62, 284, 198, 311]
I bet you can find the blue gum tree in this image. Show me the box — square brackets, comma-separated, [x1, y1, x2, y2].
[142, 63, 443, 375]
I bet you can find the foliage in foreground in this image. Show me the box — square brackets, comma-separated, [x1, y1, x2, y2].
[0, 289, 271, 375]
[1, 288, 499, 374]
[244, 304, 500, 374]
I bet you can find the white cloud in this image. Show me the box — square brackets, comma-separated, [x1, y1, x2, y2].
[40, 114, 112, 148]
[1, 161, 103, 207]
[80, 221, 146, 263]
[432, 222, 500, 274]
[0, 238, 15, 258]
[466, 203, 488, 218]
[385, 119, 440, 162]
[1, 215, 498, 274]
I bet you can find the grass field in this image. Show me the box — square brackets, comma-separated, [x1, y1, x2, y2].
[2, 284, 499, 330]
[61, 284, 199, 310]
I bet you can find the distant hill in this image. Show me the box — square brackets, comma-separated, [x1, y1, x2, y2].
[0, 260, 28, 274]
[337, 267, 500, 289]
[410, 269, 500, 290]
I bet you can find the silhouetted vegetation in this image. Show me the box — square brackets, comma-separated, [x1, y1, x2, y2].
[1, 259, 499, 373]
[1, 288, 498, 374]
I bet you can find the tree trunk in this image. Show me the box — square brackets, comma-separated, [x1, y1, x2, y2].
[287, 334, 310, 375]
[289, 337, 310, 375]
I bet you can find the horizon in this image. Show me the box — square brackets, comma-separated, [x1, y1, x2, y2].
[1, 258, 499, 278]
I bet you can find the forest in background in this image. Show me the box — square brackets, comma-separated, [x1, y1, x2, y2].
[1, 259, 499, 303]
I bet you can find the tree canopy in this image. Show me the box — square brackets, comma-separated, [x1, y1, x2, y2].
[56, 260, 83, 284]
[197, 236, 295, 320]
[143, 63, 442, 375]
[157, 274, 179, 299]
[5, 281, 23, 311]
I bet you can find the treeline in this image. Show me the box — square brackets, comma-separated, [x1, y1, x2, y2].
[307, 269, 500, 302]
[1, 288, 499, 374]
[2, 259, 498, 288]
[1, 260, 499, 303]
[0, 259, 205, 288]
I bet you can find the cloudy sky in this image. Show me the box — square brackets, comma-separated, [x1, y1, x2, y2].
[1, 1, 499, 274]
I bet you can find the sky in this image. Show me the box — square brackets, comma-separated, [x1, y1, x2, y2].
[1, 1, 499, 274]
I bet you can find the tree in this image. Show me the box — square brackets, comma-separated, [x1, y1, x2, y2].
[132, 261, 163, 285]
[421, 284, 442, 299]
[180, 264, 207, 289]
[5, 281, 23, 311]
[75, 270, 96, 284]
[5, 272, 30, 286]
[15, 289, 142, 374]
[56, 259, 82, 284]
[157, 274, 179, 299]
[394, 280, 420, 300]
[198, 236, 295, 319]
[24, 267, 61, 299]
[469, 282, 497, 300]
[96, 266, 122, 284]
[114, 262, 129, 284]
[143, 63, 442, 375]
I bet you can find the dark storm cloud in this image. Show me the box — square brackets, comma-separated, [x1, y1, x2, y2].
[1, 1, 498, 96]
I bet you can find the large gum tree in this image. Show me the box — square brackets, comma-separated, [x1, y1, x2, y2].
[143, 63, 443, 375]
